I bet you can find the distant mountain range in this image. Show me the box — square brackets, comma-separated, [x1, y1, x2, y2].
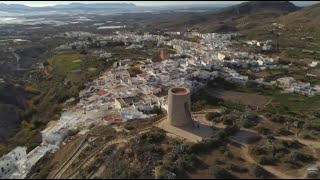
[140, 0, 320, 59]
[143, 1, 312, 32]
[49, 3, 136, 9]
[0, 3, 137, 13]
[0, 3, 31, 10]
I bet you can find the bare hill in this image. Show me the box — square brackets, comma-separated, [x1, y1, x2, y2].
[145, 1, 300, 32]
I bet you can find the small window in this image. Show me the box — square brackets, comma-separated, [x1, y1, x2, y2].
[7, 164, 8, 166]
[1, 167, 4, 173]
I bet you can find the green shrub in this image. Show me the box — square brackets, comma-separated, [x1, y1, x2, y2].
[24, 85, 41, 95]
[175, 154, 199, 171]
[275, 152, 286, 159]
[127, 169, 140, 179]
[301, 133, 315, 140]
[210, 165, 237, 179]
[276, 127, 293, 136]
[224, 151, 234, 159]
[290, 152, 315, 163]
[212, 118, 223, 123]
[128, 66, 143, 77]
[251, 147, 268, 156]
[24, 100, 38, 113]
[52, 104, 64, 114]
[140, 130, 166, 144]
[206, 112, 222, 121]
[243, 121, 256, 128]
[68, 129, 79, 136]
[223, 118, 234, 125]
[224, 125, 239, 136]
[257, 127, 272, 135]
[214, 159, 226, 165]
[229, 164, 248, 173]
[269, 114, 286, 123]
[191, 100, 207, 111]
[221, 108, 231, 115]
[259, 155, 277, 165]
[125, 125, 135, 131]
[0, 144, 7, 156]
[253, 166, 274, 178]
[246, 111, 258, 121]
[281, 140, 303, 149]
[306, 120, 320, 131]
[43, 61, 49, 66]
[243, 111, 259, 128]
[208, 138, 224, 149]
[188, 142, 209, 154]
[314, 112, 320, 118]
[217, 131, 229, 141]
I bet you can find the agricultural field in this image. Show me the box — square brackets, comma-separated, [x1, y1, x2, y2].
[206, 88, 271, 109]
[48, 53, 83, 73]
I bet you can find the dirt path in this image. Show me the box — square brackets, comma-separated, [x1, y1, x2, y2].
[93, 164, 106, 178]
[231, 140, 295, 179]
[204, 113, 320, 178]
[63, 114, 320, 179]
[275, 136, 320, 149]
[275, 136, 320, 179]
[50, 136, 89, 179]
[65, 127, 152, 179]
[263, 98, 273, 108]
[252, 115, 320, 179]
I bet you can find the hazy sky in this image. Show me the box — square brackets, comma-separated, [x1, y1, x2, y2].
[2, 1, 320, 7]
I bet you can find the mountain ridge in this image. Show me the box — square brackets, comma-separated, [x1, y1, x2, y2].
[0, 2, 137, 12]
[143, 1, 302, 32]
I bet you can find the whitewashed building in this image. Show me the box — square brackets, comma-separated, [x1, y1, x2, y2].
[0, 147, 27, 179]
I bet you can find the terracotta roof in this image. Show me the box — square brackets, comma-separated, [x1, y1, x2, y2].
[114, 118, 123, 122]
[95, 89, 107, 96]
[113, 84, 127, 90]
[103, 115, 114, 121]
[137, 73, 146, 79]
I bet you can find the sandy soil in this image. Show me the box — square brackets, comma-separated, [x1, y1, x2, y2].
[207, 88, 271, 108]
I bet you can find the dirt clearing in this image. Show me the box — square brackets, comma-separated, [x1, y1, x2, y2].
[207, 88, 271, 109]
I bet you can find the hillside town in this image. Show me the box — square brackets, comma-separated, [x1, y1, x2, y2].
[1, 30, 320, 179]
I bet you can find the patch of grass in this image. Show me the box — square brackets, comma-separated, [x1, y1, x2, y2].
[230, 80, 320, 114]
[48, 53, 83, 72]
[24, 85, 41, 95]
[271, 93, 320, 113]
[128, 66, 143, 77]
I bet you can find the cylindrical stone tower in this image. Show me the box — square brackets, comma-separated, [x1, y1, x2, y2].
[167, 87, 193, 127]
